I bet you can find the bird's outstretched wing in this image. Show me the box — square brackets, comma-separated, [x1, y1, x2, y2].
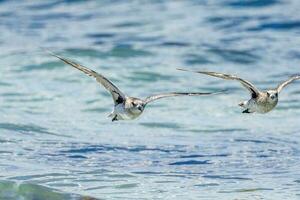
[177, 68, 260, 98]
[49, 51, 126, 105]
[144, 91, 223, 104]
[276, 75, 300, 93]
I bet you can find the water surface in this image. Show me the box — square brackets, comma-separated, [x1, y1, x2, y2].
[0, 0, 300, 199]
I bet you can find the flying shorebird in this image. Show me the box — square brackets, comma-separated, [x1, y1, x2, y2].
[48, 52, 223, 121]
[177, 68, 300, 114]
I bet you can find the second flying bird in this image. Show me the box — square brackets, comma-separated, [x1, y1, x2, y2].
[178, 68, 300, 114]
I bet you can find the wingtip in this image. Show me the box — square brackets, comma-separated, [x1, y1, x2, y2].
[176, 68, 210, 74]
[44, 49, 67, 63]
[40, 47, 53, 54]
[40, 47, 62, 59]
[176, 68, 188, 71]
[176, 68, 196, 73]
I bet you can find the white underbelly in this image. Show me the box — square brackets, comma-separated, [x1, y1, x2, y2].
[114, 104, 132, 120]
[247, 99, 258, 111]
[246, 99, 277, 113]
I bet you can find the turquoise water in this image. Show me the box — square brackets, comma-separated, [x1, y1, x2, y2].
[1, 0, 300, 199]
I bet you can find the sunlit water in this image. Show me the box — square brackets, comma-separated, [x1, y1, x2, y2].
[0, 0, 300, 199]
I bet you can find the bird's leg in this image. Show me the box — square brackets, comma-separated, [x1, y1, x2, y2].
[112, 115, 118, 122]
[240, 99, 254, 113]
[242, 109, 251, 113]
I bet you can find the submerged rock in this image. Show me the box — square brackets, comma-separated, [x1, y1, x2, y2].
[0, 181, 98, 200]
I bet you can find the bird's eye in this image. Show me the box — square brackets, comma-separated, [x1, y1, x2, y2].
[132, 102, 136, 106]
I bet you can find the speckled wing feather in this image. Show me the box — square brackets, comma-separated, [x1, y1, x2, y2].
[49, 52, 126, 105]
[276, 75, 300, 93]
[177, 68, 260, 98]
[144, 91, 222, 104]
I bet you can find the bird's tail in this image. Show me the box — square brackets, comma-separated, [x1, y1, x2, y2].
[107, 112, 114, 118]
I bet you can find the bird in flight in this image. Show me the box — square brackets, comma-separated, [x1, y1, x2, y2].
[178, 68, 300, 114]
[48, 52, 223, 121]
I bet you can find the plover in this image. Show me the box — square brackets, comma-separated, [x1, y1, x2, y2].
[178, 68, 300, 114]
[49, 52, 223, 121]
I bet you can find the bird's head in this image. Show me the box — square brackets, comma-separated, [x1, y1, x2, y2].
[266, 90, 278, 102]
[129, 98, 145, 114]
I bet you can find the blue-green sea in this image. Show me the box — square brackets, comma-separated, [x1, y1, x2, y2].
[0, 0, 300, 199]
